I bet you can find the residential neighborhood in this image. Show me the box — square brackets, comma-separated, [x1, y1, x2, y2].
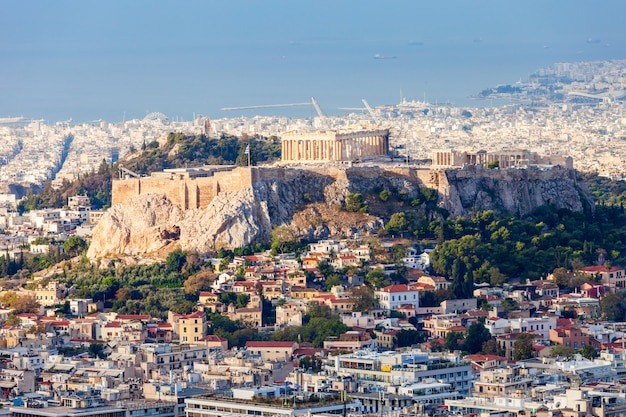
[0, 217, 624, 417]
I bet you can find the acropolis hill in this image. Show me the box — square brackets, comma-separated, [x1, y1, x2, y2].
[94, 161, 592, 258]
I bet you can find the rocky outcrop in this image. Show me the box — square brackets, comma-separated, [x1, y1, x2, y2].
[87, 193, 184, 258]
[439, 165, 593, 217]
[87, 165, 594, 259]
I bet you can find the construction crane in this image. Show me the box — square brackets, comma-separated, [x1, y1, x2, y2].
[361, 99, 376, 118]
[118, 165, 141, 179]
[310, 97, 325, 118]
[221, 97, 325, 117]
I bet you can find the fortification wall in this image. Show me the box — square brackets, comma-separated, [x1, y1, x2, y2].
[112, 167, 257, 210]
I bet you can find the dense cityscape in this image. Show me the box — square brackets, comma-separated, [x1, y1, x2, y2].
[0, 58, 625, 417]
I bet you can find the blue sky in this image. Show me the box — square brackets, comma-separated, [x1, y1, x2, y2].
[1, 1, 625, 122]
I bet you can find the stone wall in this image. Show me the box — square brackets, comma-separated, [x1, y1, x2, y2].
[112, 167, 257, 210]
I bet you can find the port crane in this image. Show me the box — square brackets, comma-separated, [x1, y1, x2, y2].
[361, 99, 376, 118]
[339, 99, 377, 118]
[220, 97, 325, 118]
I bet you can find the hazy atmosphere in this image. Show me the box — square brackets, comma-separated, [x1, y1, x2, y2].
[2, 0, 626, 122]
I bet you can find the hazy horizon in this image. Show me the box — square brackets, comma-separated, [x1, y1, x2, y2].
[2, 0, 626, 123]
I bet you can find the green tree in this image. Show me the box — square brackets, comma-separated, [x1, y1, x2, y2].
[63, 236, 88, 257]
[601, 292, 626, 321]
[444, 331, 464, 351]
[580, 343, 598, 359]
[346, 193, 367, 213]
[379, 189, 390, 201]
[351, 285, 376, 312]
[235, 293, 250, 309]
[4, 313, 21, 327]
[325, 274, 341, 291]
[396, 329, 425, 348]
[88, 342, 107, 359]
[317, 260, 335, 279]
[549, 344, 576, 358]
[365, 267, 389, 289]
[386, 212, 408, 236]
[166, 249, 187, 273]
[462, 322, 492, 354]
[513, 333, 535, 360]
[481, 339, 504, 356]
[271, 226, 298, 254]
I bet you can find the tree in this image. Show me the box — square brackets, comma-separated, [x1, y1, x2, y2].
[325, 274, 341, 291]
[580, 343, 598, 359]
[481, 339, 504, 356]
[365, 267, 389, 289]
[549, 344, 576, 358]
[346, 193, 367, 213]
[379, 189, 390, 201]
[235, 293, 250, 309]
[462, 322, 492, 354]
[271, 226, 298, 254]
[513, 333, 535, 360]
[88, 342, 107, 359]
[184, 271, 216, 295]
[63, 236, 88, 258]
[396, 329, 424, 348]
[317, 260, 335, 279]
[166, 249, 187, 273]
[601, 292, 626, 321]
[4, 313, 21, 327]
[386, 212, 408, 236]
[0, 292, 40, 313]
[351, 285, 376, 312]
[445, 331, 464, 351]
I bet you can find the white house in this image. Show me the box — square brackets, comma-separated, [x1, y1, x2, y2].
[375, 284, 420, 312]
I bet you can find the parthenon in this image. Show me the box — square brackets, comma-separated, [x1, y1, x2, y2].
[281, 128, 390, 162]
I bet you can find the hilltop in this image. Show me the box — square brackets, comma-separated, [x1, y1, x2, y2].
[87, 164, 594, 259]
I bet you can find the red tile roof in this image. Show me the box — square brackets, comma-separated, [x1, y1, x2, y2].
[580, 266, 624, 273]
[246, 341, 296, 348]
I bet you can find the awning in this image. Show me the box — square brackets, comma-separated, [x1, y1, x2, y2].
[0, 382, 17, 389]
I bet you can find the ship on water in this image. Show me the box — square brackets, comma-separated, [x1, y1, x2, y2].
[374, 54, 397, 60]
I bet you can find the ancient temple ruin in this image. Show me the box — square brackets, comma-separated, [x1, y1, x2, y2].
[281, 128, 389, 162]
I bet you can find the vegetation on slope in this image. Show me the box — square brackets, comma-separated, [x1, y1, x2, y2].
[17, 133, 281, 213]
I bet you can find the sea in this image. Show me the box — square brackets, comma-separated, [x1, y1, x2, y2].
[3, 37, 626, 124]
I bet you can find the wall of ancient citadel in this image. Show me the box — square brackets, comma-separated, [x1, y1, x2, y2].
[112, 164, 583, 213]
[112, 167, 258, 210]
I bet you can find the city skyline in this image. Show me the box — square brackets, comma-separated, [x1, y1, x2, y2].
[2, 0, 626, 123]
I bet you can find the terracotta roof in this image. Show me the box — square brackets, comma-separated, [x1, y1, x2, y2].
[116, 314, 151, 321]
[176, 311, 205, 320]
[464, 354, 507, 362]
[378, 284, 418, 293]
[580, 265, 624, 273]
[246, 341, 296, 348]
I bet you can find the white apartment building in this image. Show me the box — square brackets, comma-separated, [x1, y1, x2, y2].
[375, 284, 420, 312]
[324, 349, 473, 396]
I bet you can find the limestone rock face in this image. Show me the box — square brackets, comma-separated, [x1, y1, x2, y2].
[88, 165, 594, 259]
[178, 187, 272, 252]
[440, 165, 593, 217]
[87, 193, 184, 258]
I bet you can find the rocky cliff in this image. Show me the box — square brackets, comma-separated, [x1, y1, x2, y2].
[87, 165, 593, 259]
[439, 165, 593, 217]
